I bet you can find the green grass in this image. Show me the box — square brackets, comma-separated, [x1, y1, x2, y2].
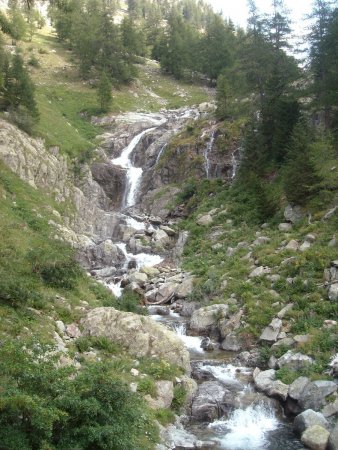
[15, 29, 208, 159]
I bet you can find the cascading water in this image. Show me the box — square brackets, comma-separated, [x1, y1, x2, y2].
[204, 130, 215, 179]
[172, 322, 205, 354]
[155, 143, 167, 164]
[111, 127, 156, 208]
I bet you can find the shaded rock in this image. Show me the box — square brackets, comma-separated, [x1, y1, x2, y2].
[160, 225, 176, 236]
[200, 337, 215, 351]
[328, 283, 338, 301]
[81, 307, 190, 372]
[284, 204, 304, 223]
[322, 398, 338, 418]
[294, 409, 328, 435]
[277, 351, 314, 371]
[301, 425, 330, 450]
[191, 381, 228, 421]
[288, 377, 310, 401]
[148, 306, 170, 316]
[220, 334, 242, 352]
[190, 304, 228, 334]
[299, 380, 337, 411]
[180, 301, 198, 318]
[328, 422, 338, 450]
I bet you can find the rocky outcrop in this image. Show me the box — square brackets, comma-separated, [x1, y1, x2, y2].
[81, 307, 191, 372]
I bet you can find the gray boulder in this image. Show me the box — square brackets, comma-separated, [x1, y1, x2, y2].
[253, 369, 289, 401]
[279, 222, 292, 232]
[328, 283, 338, 301]
[191, 381, 228, 421]
[81, 307, 190, 372]
[299, 380, 337, 411]
[288, 376, 310, 401]
[197, 214, 213, 226]
[249, 266, 271, 278]
[260, 318, 282, 342]
[277, 350, 314, 371]
[220, 334, 242, 352]
[294, 409, 328, 436]
[284, 204, 304, 223]
[190, 304, 228, 334]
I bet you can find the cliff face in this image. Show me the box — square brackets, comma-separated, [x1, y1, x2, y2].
[0, 119, 121, 245]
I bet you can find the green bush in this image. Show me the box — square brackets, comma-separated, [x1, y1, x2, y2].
[137, 377, 157, 397]
[172, 385, 187, 412]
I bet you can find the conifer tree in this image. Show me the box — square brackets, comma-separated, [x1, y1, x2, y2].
[97, 71, 112, 112]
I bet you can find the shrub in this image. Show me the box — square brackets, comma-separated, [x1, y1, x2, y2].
[137, 377, 157, 396]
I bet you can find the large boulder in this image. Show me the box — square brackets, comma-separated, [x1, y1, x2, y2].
[176, 276, 194, 298]
[294, 409, 328, 436]
[220, 334, 242, 352]
[298, 380, 337, 411]
[145, 281, 180, 304]
[191, 381, 228, 422]
[288, 376, 310, 401]
[81, 307, 190, 372]
[301, 425, 330, 450]
[190, 304, 229, 334]
[253, 369, 289, 401]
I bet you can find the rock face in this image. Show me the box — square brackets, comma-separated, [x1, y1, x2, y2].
[0, 119, 121, 248]
[81, 307, 190, 372]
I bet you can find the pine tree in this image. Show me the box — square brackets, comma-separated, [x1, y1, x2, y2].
[97, 71, 112, 112]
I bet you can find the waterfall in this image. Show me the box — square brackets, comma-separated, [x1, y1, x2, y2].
[209, 403, 279, 450]
[172, 322, 204, 354]
[204, 131, 215, 179]
[111, 127, 156, 208]
[156, 143, 167, 164]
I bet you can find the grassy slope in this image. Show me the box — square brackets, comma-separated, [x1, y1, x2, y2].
[177, 179, 338, 382]
[18, 29, 208, 158]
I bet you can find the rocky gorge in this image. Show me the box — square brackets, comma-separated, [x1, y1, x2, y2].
[0, 102, 337, 450]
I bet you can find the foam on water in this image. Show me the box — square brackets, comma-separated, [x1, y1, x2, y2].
[202, 364, 251, 383]
[173, 323, 204, 354]
[209, 403, 279, 450]
[125, 216, 146, 230]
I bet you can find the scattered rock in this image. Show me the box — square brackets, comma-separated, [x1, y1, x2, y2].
[260, 318, 282, 342]
[220, 334, 242, 352]
[328, 283, 338, 301]
[65, 323, 81, 339]
[249, 266, 271, 278]
[253, 369, 289, 401]
[277, 351, 314, 371]
[298, 380, 337, 411]
[277, 303, 293, 319]
[190, 304, 228, 334]
[191, 381, 228, 421]
[279, 223, 293, 232]
[322, 398, 338, 418]
[288, 377, 311, 401]
[286, 239, 300, 251]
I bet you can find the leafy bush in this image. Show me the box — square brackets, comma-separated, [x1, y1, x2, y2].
[137, 377, 157, 396]
[172, 385, 187, 412]
[0, 342, 158, 450]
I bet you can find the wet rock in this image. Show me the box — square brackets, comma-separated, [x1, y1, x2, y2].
[294, 409, 329, 435]
[220, 334, 242, 352]
[200, 337, 215, 351]
[190, 304, 228, 334]
[301, 425, 330, 450]
[260, 318, 282, 342]
[148, 306, 170, 316]
[191, 381, 229, 421]
[81, 307, 190, 372]
[284, 204, 304, 223]
[277, 351, 314, 371]
[298, 380, 337, 411]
